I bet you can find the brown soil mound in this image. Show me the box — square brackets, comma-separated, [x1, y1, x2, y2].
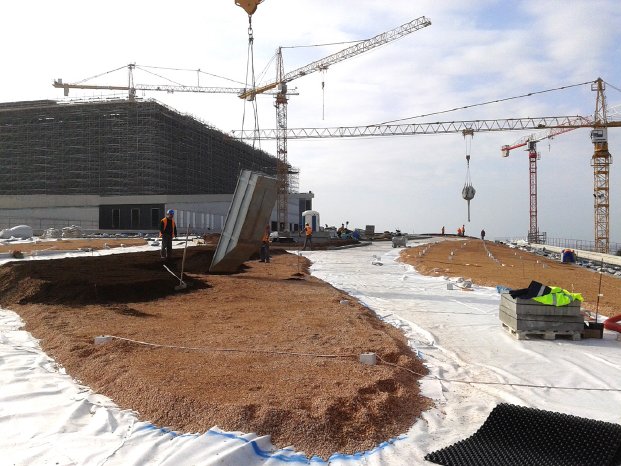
[1, 246, 430, 459]
[0, 248, 212, 305]
[401, 238, 620, 317]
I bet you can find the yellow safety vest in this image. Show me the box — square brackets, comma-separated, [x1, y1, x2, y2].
[532, 286, 583, 307]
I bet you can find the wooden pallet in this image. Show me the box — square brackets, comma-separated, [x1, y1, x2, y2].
[502, 323, 582, 341]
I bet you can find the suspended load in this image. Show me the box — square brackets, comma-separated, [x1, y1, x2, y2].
[462, 129, 476, 222]
[462, 184, 476, 221]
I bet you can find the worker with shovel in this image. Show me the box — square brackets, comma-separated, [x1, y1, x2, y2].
[159, 209, 177, 261]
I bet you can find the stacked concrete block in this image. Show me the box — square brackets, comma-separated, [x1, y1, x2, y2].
[499, 293, 583, 340]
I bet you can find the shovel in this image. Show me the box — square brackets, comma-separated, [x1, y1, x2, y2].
[163, 224, 190, 291]
[176, 224, 191, 290]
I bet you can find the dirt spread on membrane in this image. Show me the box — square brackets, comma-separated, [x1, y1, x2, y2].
[0, 245, 430, 459]
[0, 238, 148, 254]
[401, 238, 620, 318]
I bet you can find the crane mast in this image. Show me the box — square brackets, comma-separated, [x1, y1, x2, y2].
[275, 48, 289, 231]
[591, 77, 612, 253]
[526, 140, 541, 243]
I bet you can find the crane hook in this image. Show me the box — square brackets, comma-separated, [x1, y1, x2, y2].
[235, 0, 263, 16]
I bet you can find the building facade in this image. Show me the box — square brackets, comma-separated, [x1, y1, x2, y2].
[0, 99, 312, 233]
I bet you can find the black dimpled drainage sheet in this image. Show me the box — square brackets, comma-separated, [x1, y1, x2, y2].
[425, 403, 621, 466]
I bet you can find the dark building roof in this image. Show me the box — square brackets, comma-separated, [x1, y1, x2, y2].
[0, 99, 278, 196]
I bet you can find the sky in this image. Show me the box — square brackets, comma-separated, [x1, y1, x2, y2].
[1, 0, 620, 244]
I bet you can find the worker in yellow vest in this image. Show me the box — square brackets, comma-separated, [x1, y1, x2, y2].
[159, 209, 177, 260]
[302, 223, 313, 251]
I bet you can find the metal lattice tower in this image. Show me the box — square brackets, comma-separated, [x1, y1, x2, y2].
[591, 78, 612, 253]
[275, 48, 289, 231]
[528, 141, 539, 242]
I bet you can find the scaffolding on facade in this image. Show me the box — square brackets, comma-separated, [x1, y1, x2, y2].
[0, 98, 291, 196]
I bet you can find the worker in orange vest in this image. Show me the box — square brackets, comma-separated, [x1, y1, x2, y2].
[302, 223, 313, 251]
[159, 209, 177, 260]
[457, 227, 462, 237]
[260, 224, 271, 263]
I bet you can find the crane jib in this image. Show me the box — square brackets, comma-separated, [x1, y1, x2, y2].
[232, 116, 595, 140]
[238, 16, 431, 100]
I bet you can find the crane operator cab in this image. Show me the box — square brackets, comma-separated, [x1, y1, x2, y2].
[591, 128, 607, 143]
[235, 0, 263, 15]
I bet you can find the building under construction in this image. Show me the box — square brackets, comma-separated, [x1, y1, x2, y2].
[0, 99, 311, 232]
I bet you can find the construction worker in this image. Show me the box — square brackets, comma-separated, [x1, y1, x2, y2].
[481, 229, 486, 240]
[441, 226, 445, 236]
[457, 227, 462, 237]
[462, 224, 466, 237]
[259, 224, 270, 263]
[159, 209, 177, 260]
[302, 222, 313, 250]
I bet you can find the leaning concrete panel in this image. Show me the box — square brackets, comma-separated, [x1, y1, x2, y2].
[209, 170, 277, 273]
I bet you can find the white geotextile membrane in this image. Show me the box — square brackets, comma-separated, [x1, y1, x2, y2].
[1, 239, 620, 465]
[0, 239, 186, 267]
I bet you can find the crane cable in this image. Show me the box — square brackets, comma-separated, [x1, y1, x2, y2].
[281, 39, 363, 49]
[605, 80, 621, 95]
[464, 129, 473, 178]
[376, 80, 594, 125]
[241, 15, 261, 149]
[321, 68, 327, 120]
[462, 129, 476, 222]
[137, 64, 247, 86]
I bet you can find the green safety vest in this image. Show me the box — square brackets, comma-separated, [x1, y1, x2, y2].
[532, 286, 583, 307]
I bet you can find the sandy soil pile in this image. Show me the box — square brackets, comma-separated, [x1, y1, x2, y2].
[401, 238, 620, 318]
[0, 246, 430, 458]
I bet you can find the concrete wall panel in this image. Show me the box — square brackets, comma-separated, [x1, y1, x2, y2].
[210, 170, 277, 273]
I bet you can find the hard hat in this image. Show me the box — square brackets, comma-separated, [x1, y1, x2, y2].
[167, 209, 174, 216]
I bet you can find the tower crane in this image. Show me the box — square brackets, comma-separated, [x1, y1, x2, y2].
[237, 16, 432, 231]
[53, 63, 286, 100]
[501, 125, 582, 244]
[591, 78, 613, 253]
[500, 81, 621, 252]
[234, 104, 621, 252]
